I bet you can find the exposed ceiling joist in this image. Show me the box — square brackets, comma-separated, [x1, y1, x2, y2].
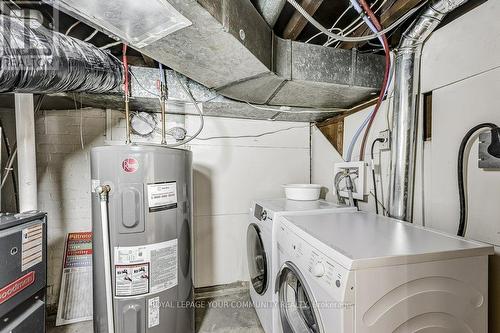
[283, 0, 324, 40]
[339, 0, 425, 49]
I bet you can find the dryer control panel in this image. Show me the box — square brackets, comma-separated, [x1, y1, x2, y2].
[278, 224, 350, 298]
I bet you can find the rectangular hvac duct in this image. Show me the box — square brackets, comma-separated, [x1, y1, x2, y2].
[51, 0, 192, 48]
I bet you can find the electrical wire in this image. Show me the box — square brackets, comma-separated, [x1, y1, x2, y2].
[329, 0, 384, 47]
[246, 102, 337, 114]
[305, 4, 353, 44]
[100, 41, 122, 50]
[371, 138, 384, 214]
[457, 123, 498, 237]
[84, 29, 99, 42]
[369, 191, 388, 214]
[65, 21, 80, 35]
[163, 72, 204, 148]
[325, 0, 388, 47]
[194, 125, 310, 140]
[287, 0, 423, 43]
[128, 70, 161, 98]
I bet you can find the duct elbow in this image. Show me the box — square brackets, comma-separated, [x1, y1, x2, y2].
[399, 0, 469, 49]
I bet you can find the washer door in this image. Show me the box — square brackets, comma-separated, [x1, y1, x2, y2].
[279, 262, 322, 333]
[247, 223, 268, 295]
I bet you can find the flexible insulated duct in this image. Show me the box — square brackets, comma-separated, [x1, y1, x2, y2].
[388, 0, 468, 221]
[0, 15, 122, 93]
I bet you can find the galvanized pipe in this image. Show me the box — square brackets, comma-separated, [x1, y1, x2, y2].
[389, 0, 468, 221]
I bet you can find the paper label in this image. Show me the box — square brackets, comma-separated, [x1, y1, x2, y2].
[22, 224, 43, 272]
[115, 263, 150, 297]
[147, 182, 177, 212]
[148, 296, 160, 328]
[114, 239, 178, 297]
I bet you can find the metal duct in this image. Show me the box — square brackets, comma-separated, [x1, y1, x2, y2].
[388, 0, 468, 221]
[252, 0, 287, 27]
[39, 67, 343, 122]
[0, 15, 122, 94]
[52, 0, 385, 109]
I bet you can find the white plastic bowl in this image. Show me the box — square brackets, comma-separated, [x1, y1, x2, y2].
[282, 184, 322, 201]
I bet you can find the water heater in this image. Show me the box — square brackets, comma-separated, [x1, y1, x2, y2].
[90, 145, 194, 333]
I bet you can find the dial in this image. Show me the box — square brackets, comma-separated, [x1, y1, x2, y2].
[312, 262, 325, 277]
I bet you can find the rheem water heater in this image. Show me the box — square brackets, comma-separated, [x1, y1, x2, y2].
[90, 145, 194, 333]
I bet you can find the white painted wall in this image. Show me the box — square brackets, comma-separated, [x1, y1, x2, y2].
[312, 1, 500, 330]
[34, 109, 310, 305]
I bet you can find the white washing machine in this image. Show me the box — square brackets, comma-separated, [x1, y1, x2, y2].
[246, 199, 357, 333]
[276, 211, 494, 333]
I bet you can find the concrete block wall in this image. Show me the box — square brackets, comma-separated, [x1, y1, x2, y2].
[32, 108, 310, 306]
[35, 109, 107, 305]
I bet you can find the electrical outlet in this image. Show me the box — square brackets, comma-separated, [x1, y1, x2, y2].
[333, 161, 367, 200]
[379, 130, 391, 150]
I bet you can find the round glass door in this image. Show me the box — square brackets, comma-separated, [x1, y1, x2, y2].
[246, 224, 268, 295]
[279, 264, 321, 333]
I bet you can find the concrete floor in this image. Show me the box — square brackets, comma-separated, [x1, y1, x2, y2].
[47, 289, 264, 333]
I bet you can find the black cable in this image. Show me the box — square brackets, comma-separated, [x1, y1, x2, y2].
[371, 138, 384, 215]
[457, 123, 498, 237]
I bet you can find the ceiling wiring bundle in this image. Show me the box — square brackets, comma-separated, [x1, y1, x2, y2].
[286, 0, 422, 43]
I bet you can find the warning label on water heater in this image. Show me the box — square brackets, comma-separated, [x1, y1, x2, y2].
[115, 263, 150, 296]
[147, 182, 177, 212]
[114, 239, 178, 297]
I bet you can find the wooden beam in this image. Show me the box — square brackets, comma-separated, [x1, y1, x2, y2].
[316, 97, 378, 127]
[283, 0, 324, 40]
[141, 54, 156, 68]
[315, 97, 378, 154]
[317, 119, 345, 155]
[339, 0, 425, 49]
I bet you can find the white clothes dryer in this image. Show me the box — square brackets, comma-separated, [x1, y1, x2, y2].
[276, 211, 493, 333]
[246, 199, 356, 333]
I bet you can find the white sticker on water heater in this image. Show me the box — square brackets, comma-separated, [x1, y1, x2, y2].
[148, 296, 160, 328]
[147, 182, 178, 212]
[114, 239, 178, 297]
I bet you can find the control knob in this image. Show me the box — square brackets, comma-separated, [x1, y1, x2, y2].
[312, 262, 325, 277]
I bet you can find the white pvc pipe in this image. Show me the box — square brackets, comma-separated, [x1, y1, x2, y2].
[14, 93, 37, 212]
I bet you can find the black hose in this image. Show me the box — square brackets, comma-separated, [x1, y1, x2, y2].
[371, 138, 384, 215]
[457, 123, 498, 237]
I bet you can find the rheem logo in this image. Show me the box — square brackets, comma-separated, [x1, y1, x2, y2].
[122, 158, 139, 173]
